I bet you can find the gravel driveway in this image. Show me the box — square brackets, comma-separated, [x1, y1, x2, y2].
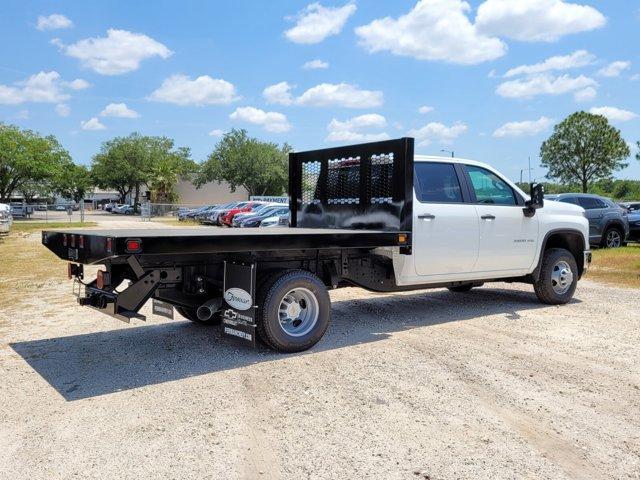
[0, 272, 638, 479]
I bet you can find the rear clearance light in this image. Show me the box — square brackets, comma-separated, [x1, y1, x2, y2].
[70, 235, 76, 248]
[125, 238, 142, 253]
[106, 237, 113, 254]
[63, 234, 68, 246]
[398, 233, 407, 244]
[78, 235, 85, 249]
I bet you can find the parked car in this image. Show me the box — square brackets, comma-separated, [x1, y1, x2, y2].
[261, 211, 290, 227]
[55, 205, 67, 211]
[232, 203, 279, 227]
[0, 203, 12, 234]
[218, 201, 260, 226]
[104, 202, 117, 212]
[10, 203, 32, 218]
[200, 202, 240, 225]
[548, 193, 629, 248]
[112, 204, 135, 215]
[620, 201, 640, 213]
[179, 205, 214, 221]
[240, 206, 290, 227]
[627, 209, 640, 242]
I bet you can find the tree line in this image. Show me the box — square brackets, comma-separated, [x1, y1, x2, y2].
[0, 111, 638, 206]
[0, 127, 290, 205]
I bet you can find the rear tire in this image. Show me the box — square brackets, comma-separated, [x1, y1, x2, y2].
[601, 226, 623, 248]
[176, 306, 221, 325]
[533, 248, 578, 305]
[257, 270, 331, 353]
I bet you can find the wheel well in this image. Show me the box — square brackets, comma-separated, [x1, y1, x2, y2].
[540, 231, 585, 278]
[603, 221, 625, 233]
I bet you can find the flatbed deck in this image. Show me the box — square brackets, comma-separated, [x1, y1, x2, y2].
[42, 227, 410, 264]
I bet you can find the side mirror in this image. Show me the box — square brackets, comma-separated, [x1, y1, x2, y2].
[524, 183, 544, 217]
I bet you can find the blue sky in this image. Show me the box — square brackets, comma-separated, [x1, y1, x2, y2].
[1, 0, 639, 182]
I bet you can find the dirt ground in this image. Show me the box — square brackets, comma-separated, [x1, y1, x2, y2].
[0, 228, 639, 479]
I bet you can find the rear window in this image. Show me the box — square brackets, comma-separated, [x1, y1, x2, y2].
[414, 163, 463, 203]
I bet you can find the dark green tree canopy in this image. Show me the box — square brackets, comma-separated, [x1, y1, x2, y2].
[197, 129, 290, 196]
[0, 123, 71, 202]
[53, 163, 93, 203]
[91, 133, 194, 206]
[540, 112, 630, 193]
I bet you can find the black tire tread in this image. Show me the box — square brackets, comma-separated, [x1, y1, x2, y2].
[533, 248, 578, 305]
[257, 269, 330, 352]
[600, 226, 623, 248]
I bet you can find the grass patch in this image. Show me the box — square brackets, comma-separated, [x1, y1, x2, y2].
[0, 232, 69, 310]
[10, 221, 97, 233]
[587, 244, 640, 288]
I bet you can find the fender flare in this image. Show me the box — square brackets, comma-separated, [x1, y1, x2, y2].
[532, 228, 588, 281]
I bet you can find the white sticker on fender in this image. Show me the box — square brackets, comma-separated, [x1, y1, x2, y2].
[224, 287, 252, 311]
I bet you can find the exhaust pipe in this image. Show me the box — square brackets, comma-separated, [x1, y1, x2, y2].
[196, 298, 222, 322]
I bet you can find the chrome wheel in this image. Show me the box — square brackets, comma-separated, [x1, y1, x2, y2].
[551, 260, 574, 295]
[278, 287, 319, 337]
[606, 229, 622, 248]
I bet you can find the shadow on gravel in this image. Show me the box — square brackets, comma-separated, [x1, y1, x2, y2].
[11, 287, 574, 401]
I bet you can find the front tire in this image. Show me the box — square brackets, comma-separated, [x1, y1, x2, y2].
[601, 226, 623, 248]
[257, 270, 331, 353]
[533, 248, 578, 305]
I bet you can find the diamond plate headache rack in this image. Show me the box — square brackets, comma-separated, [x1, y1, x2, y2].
[288, 137, 414, 232]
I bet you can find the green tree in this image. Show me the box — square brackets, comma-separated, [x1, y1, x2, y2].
[0, 123, 71, 202]
[54, 163, 93, 203]
[91, 133, 193, 209]
[197, 129, 290, 196]
[540, 112, 630, 193]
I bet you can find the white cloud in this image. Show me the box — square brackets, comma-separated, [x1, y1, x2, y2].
[100, 102, 139, 118]
[0, 71, 77, 105]
[504, 50, 595, 77]
[80, 117, 106, 131]
[597, 61, 631, 78]
[55, 104, 70, 117]
[355, 0, 506, 65]
[418, 105, 434, 114]
[37, 14, 73, 31]
[65, 78, 91, 90]
[326, 114, 389, 142]
[476, 0, 606, 42]
[263, 81, 294, 106]
[573, 86, 596, 102]
[60, 29, 172, 75]
[589, 106, 637, 123]
[492, 116, 553, 138]
[302, 59, 329, 70]
[209, 129, 224, 137]
[229, 107, 291, 133]
[285, 2, 356, 44]
[149, 74, 239, 106]
[408, 121, 468, 146]
[496, 74, 597, 99]
[631, 74, 640, 82]
[297, 83, 383, 108]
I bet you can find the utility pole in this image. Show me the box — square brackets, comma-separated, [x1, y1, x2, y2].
[440, 149, 454, 158]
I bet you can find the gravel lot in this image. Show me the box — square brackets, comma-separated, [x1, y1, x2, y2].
[0, 232, 639, 479]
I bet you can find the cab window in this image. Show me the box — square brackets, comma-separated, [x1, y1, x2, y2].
[466, 166, 516, 206]
[414, 162, 463, 203]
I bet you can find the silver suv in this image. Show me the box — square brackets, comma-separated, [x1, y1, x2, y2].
[546, 193, 629, 248]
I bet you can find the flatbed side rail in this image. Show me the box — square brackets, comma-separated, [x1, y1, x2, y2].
[289, 137, 414, 232]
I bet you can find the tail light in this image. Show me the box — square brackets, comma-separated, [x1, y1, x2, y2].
[125, 238, 142, 253]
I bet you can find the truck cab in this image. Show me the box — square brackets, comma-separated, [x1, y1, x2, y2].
[394, 156, 589, 287]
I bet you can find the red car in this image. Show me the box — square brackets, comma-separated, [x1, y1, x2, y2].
[219, 201, 263, 226]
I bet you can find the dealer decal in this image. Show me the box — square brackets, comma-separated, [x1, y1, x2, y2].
[224, 287, 252, 311]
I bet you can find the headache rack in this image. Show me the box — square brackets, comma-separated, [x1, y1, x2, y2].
[288, 137, 414, 232]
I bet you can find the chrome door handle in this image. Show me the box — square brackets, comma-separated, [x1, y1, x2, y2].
[481, 214, 496, 220]
[418, 213, 436, 220]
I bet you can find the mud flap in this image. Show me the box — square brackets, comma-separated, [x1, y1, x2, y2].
[222, 261, 257, 348]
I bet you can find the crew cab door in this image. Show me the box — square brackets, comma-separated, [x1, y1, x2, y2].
[462, 165, 539, 273]
[413, 162, 479, 276]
